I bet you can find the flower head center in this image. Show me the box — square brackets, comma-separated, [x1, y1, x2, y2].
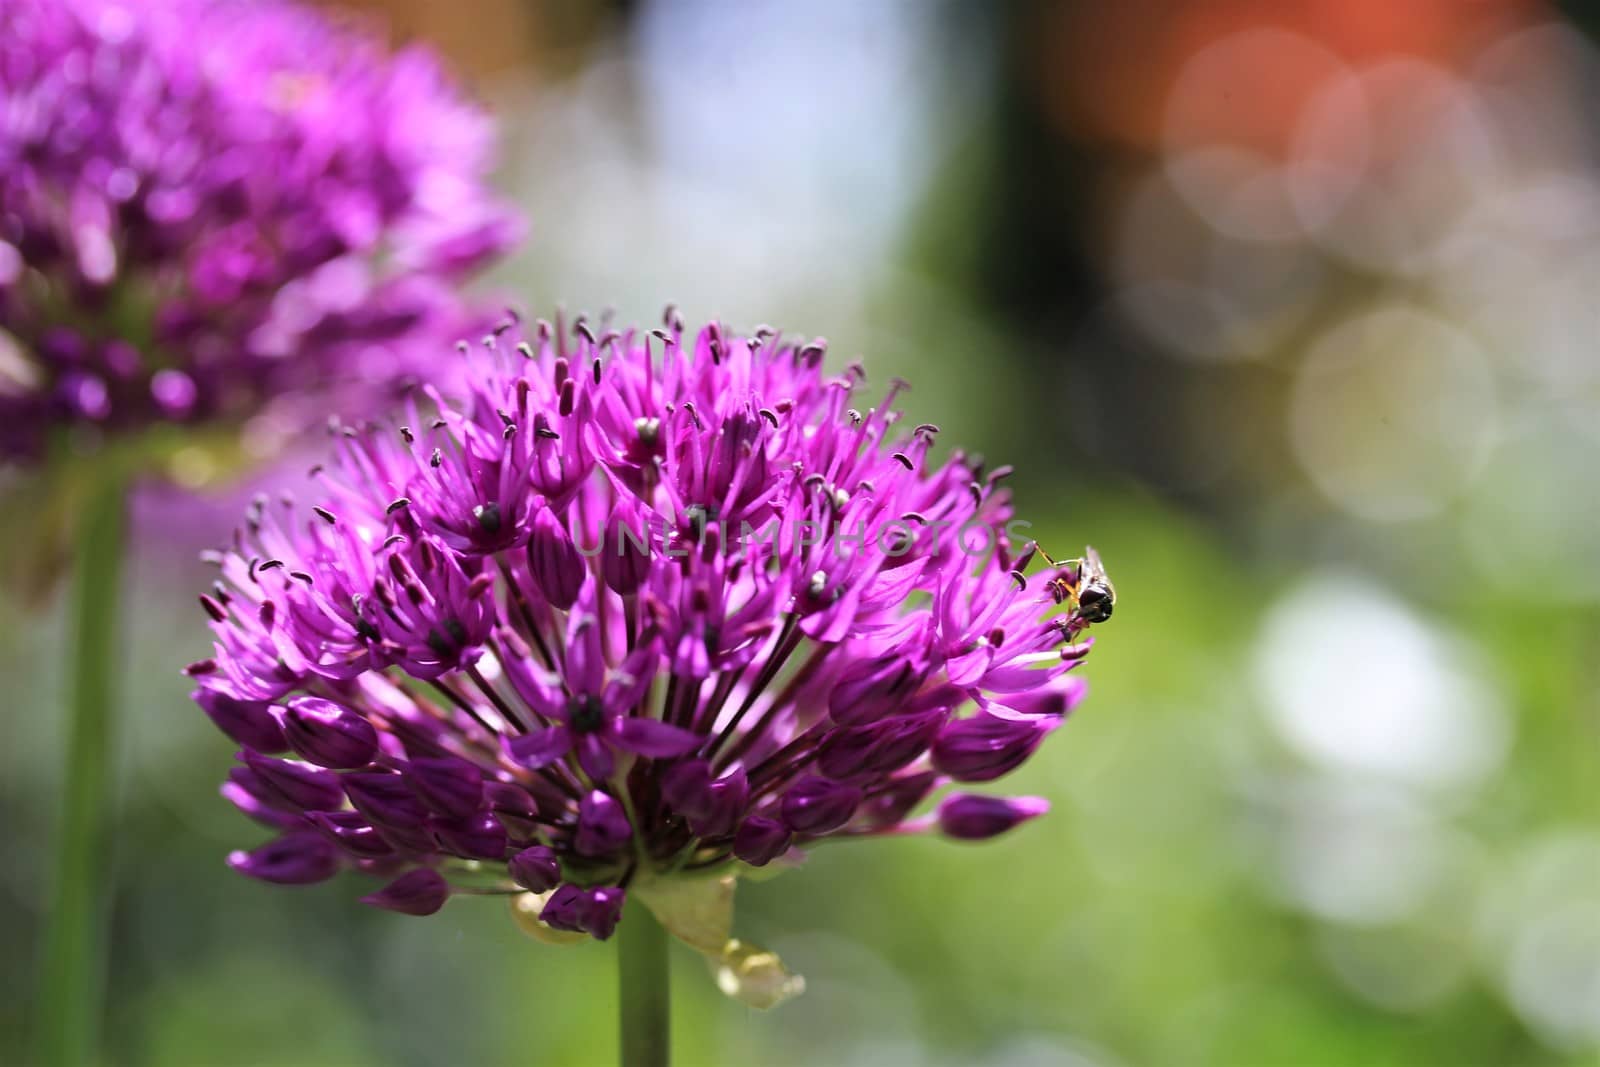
[473, 502, 503, 534]
[571, 694, 605, 734]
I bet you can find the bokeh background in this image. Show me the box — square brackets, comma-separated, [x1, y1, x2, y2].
[6, 1, 1600, 1064]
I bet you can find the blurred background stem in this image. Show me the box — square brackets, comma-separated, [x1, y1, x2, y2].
[618, 902, 670, 1067]
[35, 465, 126, 1067]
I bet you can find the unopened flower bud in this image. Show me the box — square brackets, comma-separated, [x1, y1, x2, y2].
[509, 845, 562, 893]
[936, 793, 1049, 840]
[601, 508, 652, 595]
[780, 776, 862, 835]
[361, 868, 450, 916]
[575, 790, 632, 857]
[283, 697, 378, 769]
[306, 811, 395, 859]
[528, 506, 585, 609]
[242, 750, 344, 811]
[827, 655, 918, 725]
[429, 812, 508, 861]
[227, 832, 339, 885]
[407, 756, 485, 818]
[930, 712, 1055, 782]
[733, 817, 792, 866]
[195, 690, 286, 753]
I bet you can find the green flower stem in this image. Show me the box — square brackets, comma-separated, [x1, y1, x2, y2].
[618, 900, 671, 1067]
[35, 465, 127, 1067]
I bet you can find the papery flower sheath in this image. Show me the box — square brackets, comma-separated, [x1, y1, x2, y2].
[188, 311, 1104, 999]
[0, 0, 518, 463]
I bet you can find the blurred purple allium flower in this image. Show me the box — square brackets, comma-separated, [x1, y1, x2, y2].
[0, 0, 518, 463]
[188, 312, 1102, 986]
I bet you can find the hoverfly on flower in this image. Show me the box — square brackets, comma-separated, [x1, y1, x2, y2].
[1037, 544, 1116, 626]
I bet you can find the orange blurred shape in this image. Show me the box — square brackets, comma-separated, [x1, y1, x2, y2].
[1034, 0, 1541, 152]
[315, 0, 541, 81]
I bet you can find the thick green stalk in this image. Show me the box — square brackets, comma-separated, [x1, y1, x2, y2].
[618, 902, 671, 1067]
[35, 467, 126, 1067]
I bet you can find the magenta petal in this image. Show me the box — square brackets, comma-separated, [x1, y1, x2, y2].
[577, 733, 616, 780]
[503, 726, 571, 769]
[614, 718, 703, 758]
[605, 645, 661, 713]
[944, 646, 994, 688]
[982, 676, 1088, 720]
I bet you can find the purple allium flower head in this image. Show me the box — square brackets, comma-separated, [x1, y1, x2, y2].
[0, 0, 518, 463]
[189, 312, 1103, 946]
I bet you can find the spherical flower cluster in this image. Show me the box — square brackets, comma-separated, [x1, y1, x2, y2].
[0, 0, 518, 461]
[189, 312, 1099, 941]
